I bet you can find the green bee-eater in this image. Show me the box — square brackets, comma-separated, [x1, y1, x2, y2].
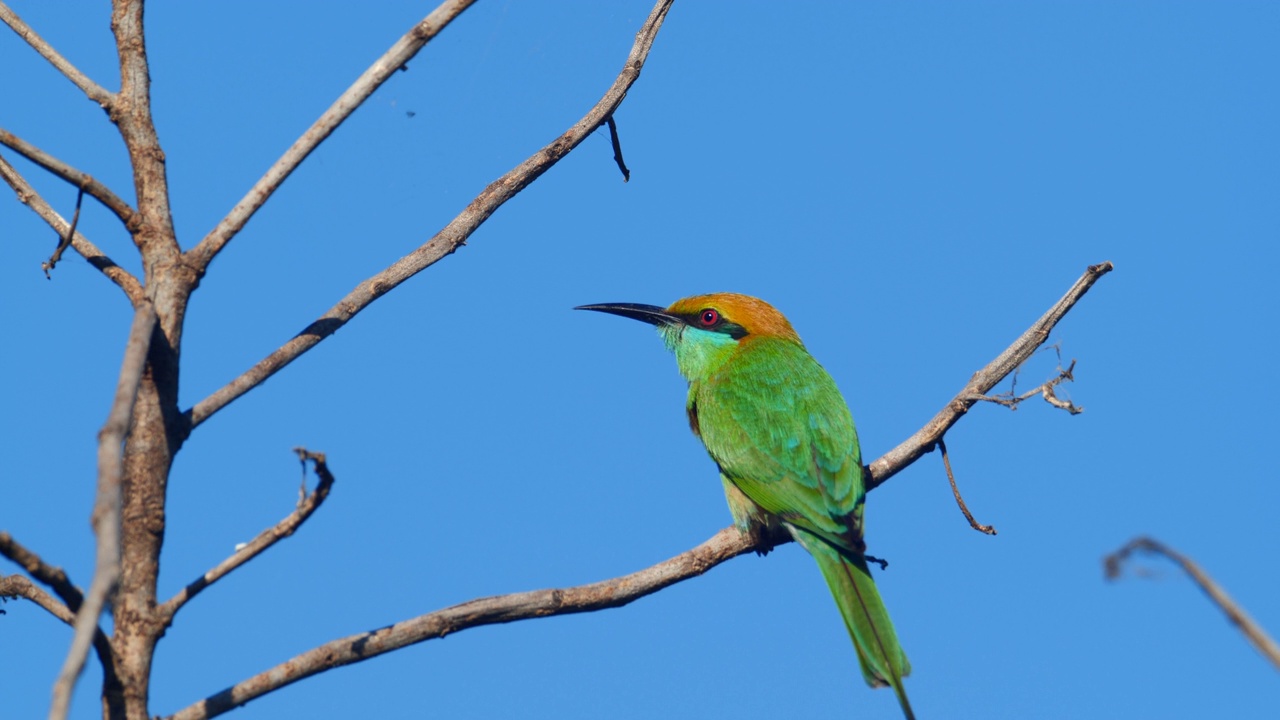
[578, 293, 914, 719]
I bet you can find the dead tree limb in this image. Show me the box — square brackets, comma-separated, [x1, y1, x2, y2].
[157, 449, 336, 625]
[1105, 536, 1280, 671]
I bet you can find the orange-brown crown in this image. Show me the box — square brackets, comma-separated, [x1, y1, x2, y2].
[666, 293, 802, 344]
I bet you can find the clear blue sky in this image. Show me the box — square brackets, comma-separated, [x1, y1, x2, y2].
[3, 2, 1278, 718]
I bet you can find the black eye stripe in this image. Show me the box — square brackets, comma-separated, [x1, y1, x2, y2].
[680, 308, 747, 338]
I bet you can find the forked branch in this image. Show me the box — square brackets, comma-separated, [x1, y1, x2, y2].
[158, 448, 336, 624]
[0, 532, 84, 613]
[187, 0, 678, 429]
[866, 261, 1112, 490]
[167, 261, 1111, 720]
[0, 153, 143, 302]
[972, 348, 1081, 414]
[1105, 536, 1280, 670]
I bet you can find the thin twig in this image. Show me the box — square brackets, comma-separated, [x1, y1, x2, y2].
[972, 349, 1081, 415]
[0, 152, 144, 303]
[186, 0, 480, 274]
[0, 2, 116, 108]
[0, 532, 84, 612]
[938, 439, 996, 535]
[0, 575, 117, 682]
[187, 0, 677, 430]
[1, 573, 75, 623]
[166, 261, 1112, 719]
[157, 448, 336, 624]
[0, 128, 137, 227]
[866, 261, 1112, 490]
[42, 186, 83, 279]
[50, 302, 157, 720]
[606, 115, 630, 181]
[1105, 536, 1280, 671]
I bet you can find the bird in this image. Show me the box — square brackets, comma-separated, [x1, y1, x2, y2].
[577, 293, 914, 719]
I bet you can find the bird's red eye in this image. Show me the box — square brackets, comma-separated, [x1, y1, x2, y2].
[699, 309, 720, 326]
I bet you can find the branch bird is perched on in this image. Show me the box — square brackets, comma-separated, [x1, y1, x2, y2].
[577, 293, 914, 719]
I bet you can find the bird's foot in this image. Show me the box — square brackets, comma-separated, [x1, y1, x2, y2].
[733, 520, 776, 556]
[865, 553, 889, 571]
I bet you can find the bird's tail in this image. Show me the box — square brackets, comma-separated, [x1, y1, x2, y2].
[795, 531, 915, 720]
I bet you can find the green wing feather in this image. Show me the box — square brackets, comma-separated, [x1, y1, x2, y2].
[695, 338, 863, 549]
[693, 337, 913, 718]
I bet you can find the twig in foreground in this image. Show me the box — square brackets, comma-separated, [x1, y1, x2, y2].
[158, 448, 336, 624]
[1105, 536, 1280, 671]
[938, 439, 996, 535]
[50, 302, 156, 720]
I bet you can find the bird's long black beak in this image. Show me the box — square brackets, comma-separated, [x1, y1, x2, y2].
[574, 303, 681, 327]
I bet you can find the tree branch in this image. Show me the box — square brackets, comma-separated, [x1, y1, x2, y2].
[606, 115, 630, 182]
[0, 575, 117, 688]
[0, 128, 138, 226]
[165, 525, 773, 720]
[0, 532, 85, 613]
[971, 348, 1081, 415]
[0, 152, 144, 303]
[42, 186, 83, 279]
[866, 261, 1113, 490]
[109, 0, 180, 259]
[186, 0, 480, 274]
[1105, 536, 1280, 671]
[50, 301, 156, 720]
[938, 438, 996, 535]
[167, 260, 1111, 719]
[157, 448, 336, 625]
[0, 2, 116, 109]
[186, 0, 677, 429]
[1, 573, 75, 623]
